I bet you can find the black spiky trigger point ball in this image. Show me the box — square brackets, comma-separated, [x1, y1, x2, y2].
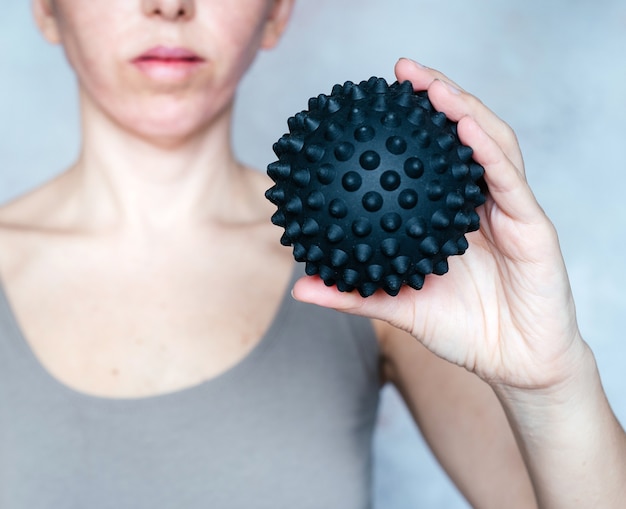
[265, 77, 486, 297]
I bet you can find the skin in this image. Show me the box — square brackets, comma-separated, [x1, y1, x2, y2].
[0, 0, 624, 507]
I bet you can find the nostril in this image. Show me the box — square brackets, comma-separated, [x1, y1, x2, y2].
[143, 0, 194, 20]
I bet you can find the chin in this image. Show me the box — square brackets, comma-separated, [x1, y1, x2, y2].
[119, 99, 226, 148]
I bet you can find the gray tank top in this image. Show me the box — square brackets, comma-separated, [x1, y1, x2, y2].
[0, 265, 380, 509]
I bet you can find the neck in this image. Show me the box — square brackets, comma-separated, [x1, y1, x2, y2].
[65, 92, 251, 233]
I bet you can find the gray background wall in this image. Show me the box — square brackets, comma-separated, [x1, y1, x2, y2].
[1, 1, 625, 507]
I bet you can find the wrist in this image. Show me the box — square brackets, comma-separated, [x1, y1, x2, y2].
[493, 333, 593, 406]
[491, 341, 626, 508]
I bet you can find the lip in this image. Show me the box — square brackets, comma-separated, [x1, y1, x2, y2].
[131, 46, 206, 81]
[135, 46, 204, 61]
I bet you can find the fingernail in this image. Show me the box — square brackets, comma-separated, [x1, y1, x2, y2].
[400, 57, 426, 68]
[440, 79, 461, 95]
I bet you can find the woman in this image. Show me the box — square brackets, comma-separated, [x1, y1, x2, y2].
[0, 0, 624, 507]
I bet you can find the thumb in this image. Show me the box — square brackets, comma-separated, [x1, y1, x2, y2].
[292, 275, 416, 330]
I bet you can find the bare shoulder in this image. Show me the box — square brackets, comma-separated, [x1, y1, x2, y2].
[0, 173, 70, 278]
[0, 191, 38, 229]
[0, 194, 39, 280]
[0, 171, 69, 230]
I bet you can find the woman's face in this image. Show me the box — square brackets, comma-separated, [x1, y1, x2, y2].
[33, 0, 294, 145]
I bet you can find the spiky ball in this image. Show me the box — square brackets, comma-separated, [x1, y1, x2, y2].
[265, 77, 486, 297]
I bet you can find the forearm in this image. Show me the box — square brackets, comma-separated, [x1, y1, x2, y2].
[494, 342, 626, 508]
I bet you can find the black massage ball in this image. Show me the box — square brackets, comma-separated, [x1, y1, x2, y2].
[265, 77, 486, 297]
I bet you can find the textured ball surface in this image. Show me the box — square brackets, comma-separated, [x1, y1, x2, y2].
[266, 77, 486, 297]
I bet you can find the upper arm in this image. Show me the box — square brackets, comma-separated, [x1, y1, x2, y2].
[376, 321, 538, 509]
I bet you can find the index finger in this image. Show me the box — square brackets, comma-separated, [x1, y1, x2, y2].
[395, 58, 525, 173]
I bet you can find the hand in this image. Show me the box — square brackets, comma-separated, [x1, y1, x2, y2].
[293, 58, 587, 391]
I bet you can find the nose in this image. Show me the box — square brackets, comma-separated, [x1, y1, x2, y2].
[142, 0, 195, 21]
